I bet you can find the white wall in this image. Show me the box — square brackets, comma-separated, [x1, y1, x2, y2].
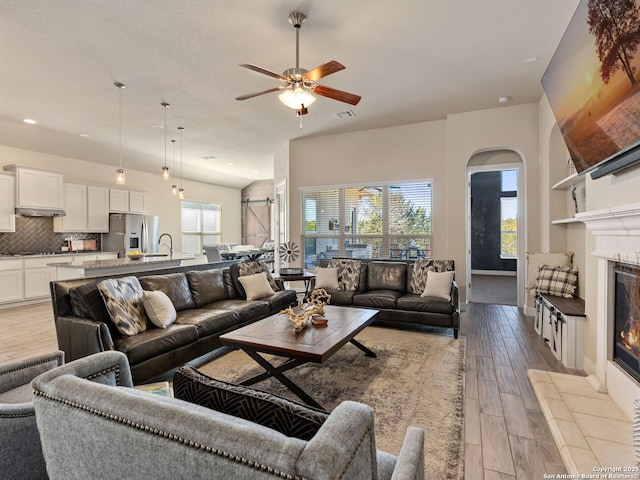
[0, 144, 242, 251]
[288, 104, 541, 304]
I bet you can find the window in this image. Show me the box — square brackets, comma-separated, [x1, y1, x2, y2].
[181, 201, 221, 254]
[301, 182, 432, 267]
[500, 170, 517, 258]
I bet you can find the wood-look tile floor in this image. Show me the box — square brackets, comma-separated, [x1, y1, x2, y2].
[0, 300, 580, 478]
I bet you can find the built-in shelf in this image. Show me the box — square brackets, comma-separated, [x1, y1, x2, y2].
[552, 172, 586, 190]
[551, 217, 582, 225]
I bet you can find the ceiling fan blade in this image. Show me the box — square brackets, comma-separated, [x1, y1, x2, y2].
[235, 87, 282, 101]
[304, 60, 345, 82]
[313, 85, 361, 106]
[239, 64, 289, 81]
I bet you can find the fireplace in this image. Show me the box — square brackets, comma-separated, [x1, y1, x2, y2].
[613, 266, 640, 383]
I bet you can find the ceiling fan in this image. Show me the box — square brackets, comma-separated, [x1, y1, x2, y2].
[235, 12, 361, 119]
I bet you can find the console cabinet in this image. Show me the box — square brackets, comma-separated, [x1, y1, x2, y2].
[535, 294, 586, 368]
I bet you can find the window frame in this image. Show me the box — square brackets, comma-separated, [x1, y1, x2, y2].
[181, 200, 222, 254]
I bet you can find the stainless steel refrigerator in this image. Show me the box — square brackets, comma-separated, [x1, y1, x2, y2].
[102, 214, 160, 258]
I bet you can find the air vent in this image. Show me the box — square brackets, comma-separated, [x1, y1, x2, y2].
[334, 110, 356, 119]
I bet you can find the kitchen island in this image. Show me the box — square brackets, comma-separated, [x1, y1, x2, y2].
[51, 253, 205, 279]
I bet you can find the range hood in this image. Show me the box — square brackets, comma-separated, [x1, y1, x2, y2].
[15, 207, 66, 217]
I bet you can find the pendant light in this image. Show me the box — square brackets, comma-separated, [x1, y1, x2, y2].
[161, 102, 170, 180]
[114, 82, 126, 185]
[177, 126, 185, 199]
[170, 139, 178, 195]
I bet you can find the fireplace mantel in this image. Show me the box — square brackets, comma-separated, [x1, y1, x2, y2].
[575, 202, 640, 236]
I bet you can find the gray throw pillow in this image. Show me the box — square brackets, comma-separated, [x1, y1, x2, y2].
[97, 276, 148, 336]
[173, 367, 328, 440]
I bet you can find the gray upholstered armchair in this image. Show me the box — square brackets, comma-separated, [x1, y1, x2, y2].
[0, 350, 64, 480]
[32, 351, 425, 480]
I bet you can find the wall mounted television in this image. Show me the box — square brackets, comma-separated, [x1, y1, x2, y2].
[541, 0, 640, 179]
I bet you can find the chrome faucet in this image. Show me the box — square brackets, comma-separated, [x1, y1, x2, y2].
[158, 233, 173, 255]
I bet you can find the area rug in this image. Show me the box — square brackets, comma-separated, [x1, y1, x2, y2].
[197, 326, 465, 479]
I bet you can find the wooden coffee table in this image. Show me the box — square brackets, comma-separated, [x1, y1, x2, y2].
[219, 305, 378, 408]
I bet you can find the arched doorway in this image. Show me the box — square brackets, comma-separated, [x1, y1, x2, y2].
[466, 150, 524, 306]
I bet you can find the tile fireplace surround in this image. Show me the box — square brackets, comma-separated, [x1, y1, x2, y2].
[575, 201, 640, 417]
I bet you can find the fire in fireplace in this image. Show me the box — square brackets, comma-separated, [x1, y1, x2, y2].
[613, 264, 640, 382]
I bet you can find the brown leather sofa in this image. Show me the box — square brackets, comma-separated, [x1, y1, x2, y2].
[312, 259, 460, 338]
[50, 262, 297, 384]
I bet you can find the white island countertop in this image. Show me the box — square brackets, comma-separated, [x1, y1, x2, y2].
[50, 253, 204, 278]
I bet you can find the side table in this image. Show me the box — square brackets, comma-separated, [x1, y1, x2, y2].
[276, 270, 316, 301]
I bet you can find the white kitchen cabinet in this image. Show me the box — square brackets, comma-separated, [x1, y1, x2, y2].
[0, 172, 16, 232]
[110, 188, 145, 213]
[55, 184, 110, 233]
[4, 165, 64, 209]
[87, 186, 110, 232]
[129, 191, 145, 213]
[0, 260, 24, 303]
[24, 267, 53, 299]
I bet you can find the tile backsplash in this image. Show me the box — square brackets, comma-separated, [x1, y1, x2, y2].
[0, 217, 100, 254]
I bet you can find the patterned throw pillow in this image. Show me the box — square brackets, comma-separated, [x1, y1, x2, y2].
[173, 367, 329, 440]
[328, 259, 362, 291]
[409, 259, 435, 294]
[236, 261, 279, 292]
[536, 265, 578, 298]
[97, 276, 149, 336]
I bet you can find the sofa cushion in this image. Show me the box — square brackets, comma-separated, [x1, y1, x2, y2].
[319, 288, 355, 306]
[114, 324, 199, 365]
[353, 290, 403, 309]
[315, 267, 339, 290]
[421, 271, 455, 301]
[139, 273, 196, 311]
[173, 366, 329, 440]
[97, 276, 149, 336]
[69, 282, 112, 324]
[259, 289, 298, 311]
[143, 290, 177, 328]
[536, 265, 578, 298]
[174, 309, 240, 337]
[203, 299, 271, 322]
[367, 261, 406, 292]
[238, 272, 276, 300]
[186, 269, 229, 307]
[397, 294, 455, 315]
[328, 259, 362, 291]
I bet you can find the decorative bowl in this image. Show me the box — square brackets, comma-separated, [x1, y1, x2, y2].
[127, 254, 143, 260]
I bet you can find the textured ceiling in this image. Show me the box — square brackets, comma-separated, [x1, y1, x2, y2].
[0, 1, 579, 188]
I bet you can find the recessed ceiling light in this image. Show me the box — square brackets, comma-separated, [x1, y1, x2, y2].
[151, 124, 163, 128]
[227, 162, 234, 166]
[78, 133, 90, 137]
[523, 56, 538, 63]
[23, 118, 37, 124]
[498, 96, 511, 104]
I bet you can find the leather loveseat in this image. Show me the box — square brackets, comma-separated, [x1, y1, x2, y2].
[50, 262, 297, 384]
[312, 259, 460, 338]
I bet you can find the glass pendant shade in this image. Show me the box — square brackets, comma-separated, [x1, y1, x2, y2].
[178, 187, 184, 199]
[172, 184, 178, 195]
[115, 168, 125, 185]
[162, 166, 170, 180]
[279, 86, 316, 109]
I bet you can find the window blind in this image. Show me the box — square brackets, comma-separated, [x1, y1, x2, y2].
[181, 201, 221, 254]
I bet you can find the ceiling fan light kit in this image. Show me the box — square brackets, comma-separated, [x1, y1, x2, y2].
[236, 11, 361, 125]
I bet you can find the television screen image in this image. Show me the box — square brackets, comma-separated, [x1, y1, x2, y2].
[541, 0, 640, 176]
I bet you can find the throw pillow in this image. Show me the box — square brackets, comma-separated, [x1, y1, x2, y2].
[526, 252, 573, 292]
[421, 270, 455, 301]
[328, 259, 362, 291]
[97, 276, 148, 336]
[238, 272, 276, 300]
[536, 265, 578, 298]
[143, 290, 177, 328]
[314, 267, 339, 290]
[236, 261, 279, 292]
[409, 259, 435, 294]
[173, 367, 329, 440]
